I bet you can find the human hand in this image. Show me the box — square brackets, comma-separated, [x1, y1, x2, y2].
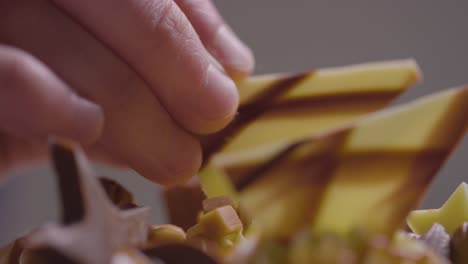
[0, 0, 254, 184]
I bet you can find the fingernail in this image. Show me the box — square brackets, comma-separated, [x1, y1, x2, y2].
[214, 25, 254, 78]
[69, 94, 104, 144]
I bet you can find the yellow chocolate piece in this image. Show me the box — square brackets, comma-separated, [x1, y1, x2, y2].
[216, 59, 421, 162]
[198, 165, 237, 200]
[171, 60, 422, 234]
[311, 87, 468, 235]
[147, 224, 186, 245]
[407, 182, 468, 235]
[187, 206, 243, 240]
[228, 86, 468, 238]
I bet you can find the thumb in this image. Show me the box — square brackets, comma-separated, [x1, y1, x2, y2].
[0, 46, 104, 144]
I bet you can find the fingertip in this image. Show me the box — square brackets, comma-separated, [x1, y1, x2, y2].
[138, 135, 202, 186]
[211, 25, 255, 80]
[66, 94, 105, 145]
[188, 64, 239, 134]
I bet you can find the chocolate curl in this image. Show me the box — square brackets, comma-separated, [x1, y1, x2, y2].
[21, 140, 150, 264]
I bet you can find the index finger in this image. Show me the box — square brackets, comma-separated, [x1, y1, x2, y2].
[52, 0, 239, 134]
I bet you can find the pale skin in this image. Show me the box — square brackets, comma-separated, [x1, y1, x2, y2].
[0, 0, 254, 185]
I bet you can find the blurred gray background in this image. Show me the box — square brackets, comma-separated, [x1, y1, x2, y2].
[1, 0, 467, 246]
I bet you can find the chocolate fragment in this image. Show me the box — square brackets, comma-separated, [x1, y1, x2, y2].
[163, 183, 205, 231]
[21, 140, 150, 264]
[187, 206, 242, 240]
[450, 222, 468, 264]
[147, 225, 186, 246]
[99, 177, 137, 209]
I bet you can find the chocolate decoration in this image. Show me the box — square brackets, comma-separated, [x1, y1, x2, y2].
[21, 140, 150, 264]
[163, 183, 206, 231]
[99, 177, 137, 209]
[262, 90, 402, 118]
[234, 129, 349, 191]
[230, 86, 468, 238]
[201, 73, 309, 164]
[52, 143, 86, 224]
[450, 222, 468, 264]
[168, 61, 421, 233]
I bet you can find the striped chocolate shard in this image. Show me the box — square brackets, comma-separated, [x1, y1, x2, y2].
[233, 86, 468, 239]
[203, 59, 421, 165]
[167, 60, 421, 231]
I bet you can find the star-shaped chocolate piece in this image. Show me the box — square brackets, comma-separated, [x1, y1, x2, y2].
[22, 140, 150, 264]
[408, 182, 468, 235]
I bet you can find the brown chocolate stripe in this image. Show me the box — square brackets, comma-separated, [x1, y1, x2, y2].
[386, 86, 468, 231]
[241, 148, 452, 235]
[201, 88, 406, 165]
[261, 90, 402, 118]
[201, 73, 309, 164]
[234, 148, 452, 192]
[236, 129, 351, 191]
[236, 142, 457, 235]
[50, 143, 85, 225]
[238, 131, 350, 238]
[383, 150, 449, 234]
[229, 86, 468, 189]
